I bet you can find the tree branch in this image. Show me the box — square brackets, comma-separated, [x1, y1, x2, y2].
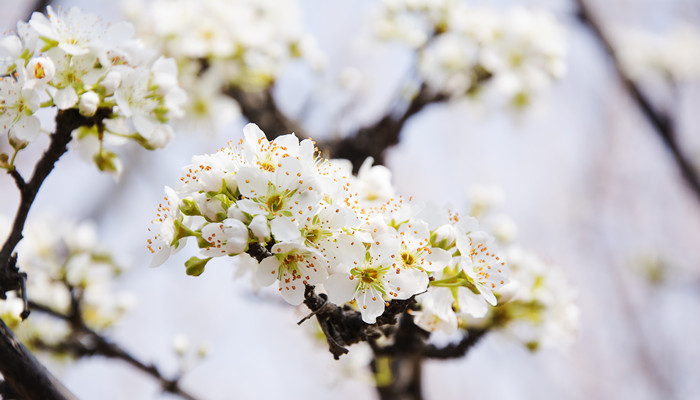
[225, 87, 306, 141]
[574, 0, 700, 202]
[28, 301, 200, 400]
[246, 243, 414, 359]
[0, 318, 77, 400]
[27, 0, 52, 21]
[423, 328, 486, 359]
[318, 83, 446, 171]
[0, 108, 111, 399]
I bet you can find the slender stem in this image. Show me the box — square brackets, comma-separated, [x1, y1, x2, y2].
[28, 301, 200, 400]
[574, 0, 700, 203]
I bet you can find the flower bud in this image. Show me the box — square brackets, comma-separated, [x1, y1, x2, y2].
[102, 70, 121, 95]
[249, 215, 270, 242]
[433, 224, 457, 248]
[79, 91, 100, 116]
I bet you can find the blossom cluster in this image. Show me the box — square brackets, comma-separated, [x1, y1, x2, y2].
[374, 1, 566, 107]
[414, 184, 579, 349]
[126, 0, 324, 129]
[0, 6, 184, 176]
[0, 215, 133, 357]
[616, 24, 700, 83]
[150, 124, 509, 324]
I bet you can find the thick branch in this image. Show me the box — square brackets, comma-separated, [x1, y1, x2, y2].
[0, 318, 76, 400]
[225, 87, 305, 140]
[575, 0, 700, 202]
[319, 84, 446, 171]
[28, 301, 199, 400]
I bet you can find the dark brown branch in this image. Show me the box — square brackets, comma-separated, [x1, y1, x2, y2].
[27, 0, 51, 20]
[0, 318, 76, 400]
[575, 0, 700, 202]
[28, 301, 199, 400]
[246, 243, 414, 359]
[319, 84, 447, 171]
[224, 87, 305, 140]
[423, 328, 486, 359]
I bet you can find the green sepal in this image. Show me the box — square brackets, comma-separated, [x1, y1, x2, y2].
[93, 149, 120, 175]
[171, 218, 198, 246]
[185, 256, 211, 276]
[179, 198, 201, 216]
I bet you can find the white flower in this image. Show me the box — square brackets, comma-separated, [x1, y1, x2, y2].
[325, 234, 426, 323]
[256, 242, 328, 305]
[28, 6, 134, 57]
[25, 57, 56, 89]
[0, 72, 41, 142]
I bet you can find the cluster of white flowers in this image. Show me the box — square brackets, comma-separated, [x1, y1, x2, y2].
[616, 24, 700, 83]
[414, 184, 579, 350]
[0, 6, 184, 176]
[0, 215, 133, 356]
[126, 0, 324, 129]
[374, 1, 566, 107]
[150, 124, 509, 324]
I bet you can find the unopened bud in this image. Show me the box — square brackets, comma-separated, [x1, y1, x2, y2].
[79, 91, 100, 116]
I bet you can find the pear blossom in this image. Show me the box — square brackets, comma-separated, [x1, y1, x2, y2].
[0, 6, 183, 174]
[256, 242, 328, 305]
[152, 124, 512, 326]
[128, 0, 324, 131]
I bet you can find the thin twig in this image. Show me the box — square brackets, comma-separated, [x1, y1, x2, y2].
[28, 301, 200, 400]
[574, 0, 700, 203]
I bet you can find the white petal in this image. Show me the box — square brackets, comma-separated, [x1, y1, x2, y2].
[270, 216, 300, 242]
[11, 115, 40, 142]
[236, 166, 268, 198]
[278, 268, 305, 305]
[357, 286, 385, 324]
[324, 272, 357, 305]
[457, 288, 488, 318]
[421, 248, 451, 272]
[255, 256, 279, 287]
[55, 86, 78, 109]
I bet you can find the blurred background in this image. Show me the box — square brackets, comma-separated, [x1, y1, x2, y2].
[1, 0, 699, 399]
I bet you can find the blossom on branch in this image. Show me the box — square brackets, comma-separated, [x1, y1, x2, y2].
[0, 6, 184, 177]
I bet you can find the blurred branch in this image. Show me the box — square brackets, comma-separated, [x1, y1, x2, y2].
[28, 300, 200, 400]
[423, 328, 486, 359]
[575, 0, 700, 203]
[224, 87, 306, 140]
[318, 84, 446, 171]
[28, 0, 51, 20]
[0, 318, 77, 400]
